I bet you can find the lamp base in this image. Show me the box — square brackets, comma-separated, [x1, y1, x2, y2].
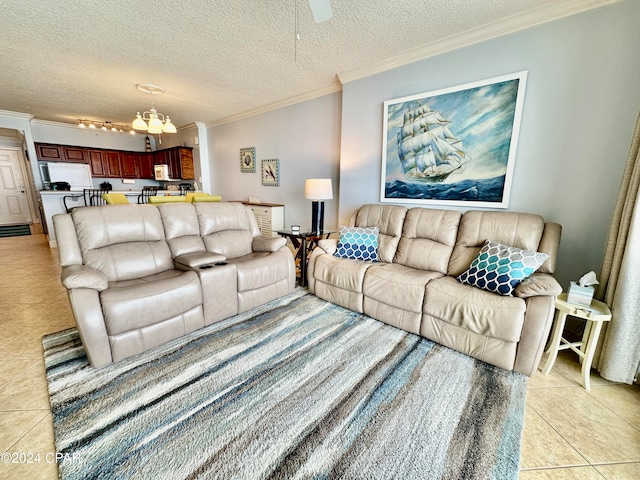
[311, 201, 325, 234]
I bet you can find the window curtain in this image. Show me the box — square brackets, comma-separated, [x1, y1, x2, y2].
[595, 111, 640, 384]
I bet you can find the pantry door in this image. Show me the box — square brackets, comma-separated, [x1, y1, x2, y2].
[0, 148, 31, 224]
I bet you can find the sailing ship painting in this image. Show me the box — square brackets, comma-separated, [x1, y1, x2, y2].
[381, 71, 527, 208]
[397, 104, 470, 183]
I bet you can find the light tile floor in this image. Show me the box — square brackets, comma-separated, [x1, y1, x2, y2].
[1, 231, 639, 479]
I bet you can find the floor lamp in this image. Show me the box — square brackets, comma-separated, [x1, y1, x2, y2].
[304, 178, 333, 233]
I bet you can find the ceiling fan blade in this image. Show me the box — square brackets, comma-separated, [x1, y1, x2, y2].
[308, 0, 333, 23]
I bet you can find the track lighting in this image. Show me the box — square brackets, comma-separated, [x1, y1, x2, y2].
[77, 119, 134, 134]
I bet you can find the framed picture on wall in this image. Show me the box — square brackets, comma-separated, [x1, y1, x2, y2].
[240, 147, 256, 172]
[380, 71, 528, 208]
[261, 159, 279, 186]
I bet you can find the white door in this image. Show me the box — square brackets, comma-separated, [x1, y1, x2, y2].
[0, 148, 31, 225]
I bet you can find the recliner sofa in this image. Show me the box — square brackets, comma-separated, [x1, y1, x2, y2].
[54, 202, 295, 368]
[307, 204, 562, 376]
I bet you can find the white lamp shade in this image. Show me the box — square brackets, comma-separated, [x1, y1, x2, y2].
[163, 117, 177, 133]
[132, 113, 148, 131]
[304, 178, 333, 200]
[147, 115, 164, 134]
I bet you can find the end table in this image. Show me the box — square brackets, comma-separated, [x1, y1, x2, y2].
[276, 230, 334, 287]
[541, 292, 612, 389]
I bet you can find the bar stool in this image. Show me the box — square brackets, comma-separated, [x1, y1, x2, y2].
[541, 292, 612, 389]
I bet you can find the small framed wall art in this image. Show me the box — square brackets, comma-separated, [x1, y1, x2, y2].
[261, 159, 279, 186]
[240, 147, 256, 173]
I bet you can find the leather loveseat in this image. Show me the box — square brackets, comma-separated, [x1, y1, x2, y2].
[53, 202, 295, 368]
[307, 204, 562, 376]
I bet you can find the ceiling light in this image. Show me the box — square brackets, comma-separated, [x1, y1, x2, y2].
[132, 84, 176, 134]
[77, 119, 131, 134]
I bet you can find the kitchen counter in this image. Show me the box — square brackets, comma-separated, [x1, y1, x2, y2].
[39, 190, 183, 247]
[39, 189, 181, 196]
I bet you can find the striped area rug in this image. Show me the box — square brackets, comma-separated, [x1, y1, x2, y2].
[43, 289, 527, 480]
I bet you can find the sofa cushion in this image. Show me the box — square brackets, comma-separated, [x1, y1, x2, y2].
[158, 203, 206, 257]
[101, 270, 203, 335]
[72, 205, 174, 281]
[334, 226, 379, 262]
[394, 208, 461, 274]
[73, 204, 165, 248]
[196, 202, 255, 259]
[448, 211, 546, 277]
[229, 250, 292, 292]
[422, 276, 526, 343]
[352, 204, 407, 263]
[363, 263, 442, 313]
[457, 240, 549, 296]
[84, 241, 175, 282]
[313, 253, 372, 293]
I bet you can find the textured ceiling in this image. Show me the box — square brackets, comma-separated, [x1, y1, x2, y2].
[0, 0, 614, 130]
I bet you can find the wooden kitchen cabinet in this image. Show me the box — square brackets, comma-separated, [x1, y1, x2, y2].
[35, 143, 195, 180]
[138, 152, 154, 179]
[120, 152, 139, 178]
[104, 151, 121, 177]
[36, 143, 86, 163]
[87, 150, 106, 176]
[61, 146, 86, 163]
[177, 148, 195, 180]
[153, 147, 194, 180]
[35, 144, 63, 161]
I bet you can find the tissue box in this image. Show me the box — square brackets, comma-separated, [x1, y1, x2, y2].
[567, 281, 595, 306]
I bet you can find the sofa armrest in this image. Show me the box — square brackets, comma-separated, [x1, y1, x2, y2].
[317, 238, 338, 255]
[515, 273, 562, 298]
[252, 236, 287, 252]
[514, 295, 556, 376]
[174, 251, 226, 268]
[68, 288, 113, 368]
[61, 265, 108, 291]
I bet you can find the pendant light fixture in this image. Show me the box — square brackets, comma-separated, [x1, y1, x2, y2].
[132, 84, 177, 134]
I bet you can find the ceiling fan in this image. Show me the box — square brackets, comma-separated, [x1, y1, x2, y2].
[308, 0, 333, 23]
[293, 0, 332, 60]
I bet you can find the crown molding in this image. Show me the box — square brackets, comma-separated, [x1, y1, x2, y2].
[208, 82, 342, 128]
[338, 0, 621, 84]
[30, 119, 78, 129]
[208, 0, 617, 127]
[0, 110, 33, 120]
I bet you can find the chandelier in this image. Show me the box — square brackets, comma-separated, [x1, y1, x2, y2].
[132, 84, 177, 134]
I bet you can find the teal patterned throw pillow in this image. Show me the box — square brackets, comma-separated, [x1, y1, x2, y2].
[457, 240, 549, 296]
[334, 226, 379, 262]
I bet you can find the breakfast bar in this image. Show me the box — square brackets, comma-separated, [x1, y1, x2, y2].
[39, 189, 181, 247]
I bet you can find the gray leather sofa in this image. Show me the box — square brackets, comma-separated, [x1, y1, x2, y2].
[53, 202, 295, 368]
[307, 204, 562, 376]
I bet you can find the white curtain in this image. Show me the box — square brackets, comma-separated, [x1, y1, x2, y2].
[595, 111, 640, 384]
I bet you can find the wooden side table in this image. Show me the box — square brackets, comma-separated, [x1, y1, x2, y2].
[541, 292, 612, 389]
[276, 230, 334, 287]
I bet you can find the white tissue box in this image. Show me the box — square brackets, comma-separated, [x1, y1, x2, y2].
[567, 281, 595, 306]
